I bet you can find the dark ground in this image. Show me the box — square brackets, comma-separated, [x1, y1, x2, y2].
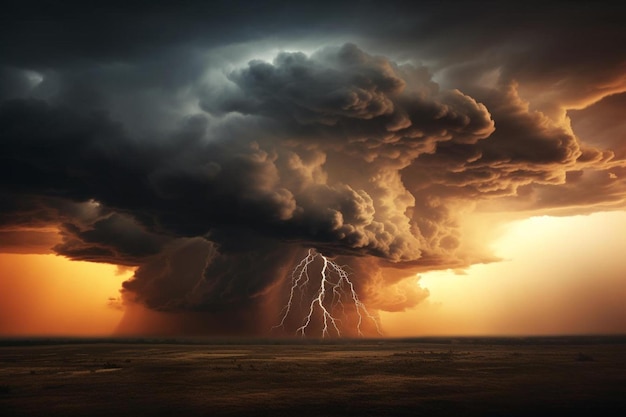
[1, 337, 625, 416]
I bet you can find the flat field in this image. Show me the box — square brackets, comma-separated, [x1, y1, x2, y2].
[1, 337, 625, 416]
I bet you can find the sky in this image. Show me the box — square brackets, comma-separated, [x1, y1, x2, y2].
[1, 0, 625, 338]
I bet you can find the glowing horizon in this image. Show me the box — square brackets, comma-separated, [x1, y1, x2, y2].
[1, 2, 625, 338]
[1, 211, 625, 338]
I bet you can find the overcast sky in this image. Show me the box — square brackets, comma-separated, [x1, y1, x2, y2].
[1, 0, 625, 337]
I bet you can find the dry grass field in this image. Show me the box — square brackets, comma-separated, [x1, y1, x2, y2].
[1, 337, 625, 416]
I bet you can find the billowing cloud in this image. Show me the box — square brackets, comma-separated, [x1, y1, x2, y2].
[0, 44, 496, 263]
[1, 1, 625, 335]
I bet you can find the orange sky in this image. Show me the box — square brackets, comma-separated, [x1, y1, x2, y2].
[0, 254, 130, 336]
[381, 211, 626, 336]
[2, 211, 625, 337]
[1, 4, 625, 338]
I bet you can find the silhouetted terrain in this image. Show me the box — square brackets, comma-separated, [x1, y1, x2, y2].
[1, 337, 625, 416]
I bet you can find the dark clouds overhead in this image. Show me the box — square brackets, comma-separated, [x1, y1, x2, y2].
[1, 0, 625, 334]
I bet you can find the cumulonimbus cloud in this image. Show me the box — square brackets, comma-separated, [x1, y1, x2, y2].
[1, 11, 625, 333]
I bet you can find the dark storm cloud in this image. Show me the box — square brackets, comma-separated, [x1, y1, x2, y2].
[1, 0, 295, 67]
[122, 237, 297, 312]
[1, 1, 625, 329]
[1, 0, 386, 80]
[0, 99, 141, 201]
[204, 44, 494, 161]
[195, 44, 494, 261]
[570, 93, 626, 160]
[402, 83, 586, 198]
[0, 67, 39, 100]
[365, 2, 626, 110]
[54, 213, 168, 265]
[1, 44, 496, 265]
[0, 229, 60, 254]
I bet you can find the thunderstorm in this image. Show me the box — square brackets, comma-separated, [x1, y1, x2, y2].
[273, 249, 382, 338]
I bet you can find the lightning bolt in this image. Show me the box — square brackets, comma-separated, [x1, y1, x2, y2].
[273, 249, 382, 338]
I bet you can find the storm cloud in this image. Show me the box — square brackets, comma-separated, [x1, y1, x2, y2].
[2, 0, 625, 335]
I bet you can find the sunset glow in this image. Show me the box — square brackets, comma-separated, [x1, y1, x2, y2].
[1, 1, 625, 338]
[381, 211, 626, 336]
[0, 253, 130, 336]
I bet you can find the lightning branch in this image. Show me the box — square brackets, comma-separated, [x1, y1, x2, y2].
[273, 249, 382, 338]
